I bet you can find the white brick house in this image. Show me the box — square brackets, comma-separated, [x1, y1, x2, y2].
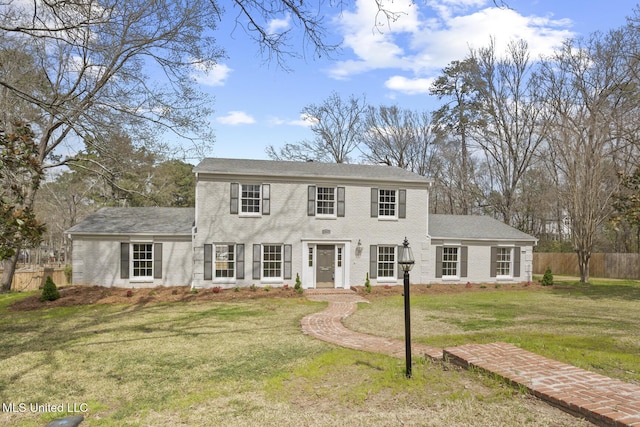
[67, 158, 537, 288]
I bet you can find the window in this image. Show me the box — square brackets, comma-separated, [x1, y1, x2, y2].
[337, 247, 343, 268]
[371, 188, 406, 219]
[379, 190, 396, 217]
[132, 243, 153, 278]
[241, 184, 261, 214]
[316, 187, 335, 215]
[308, 247, 313, 267]
[377, 246, 396, 278]
[215, 244, 235, 278]
[442, 247, 458, 277]
[263, 245, 282, 278]
[496, 247, 512, 276]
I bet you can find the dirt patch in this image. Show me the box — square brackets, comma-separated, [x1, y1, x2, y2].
[10, 282, 549, 311]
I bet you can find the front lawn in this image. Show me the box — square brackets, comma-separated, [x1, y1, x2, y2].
[0, 282, 614, 426]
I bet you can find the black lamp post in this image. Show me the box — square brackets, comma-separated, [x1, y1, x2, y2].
[398, 237, 415, 378]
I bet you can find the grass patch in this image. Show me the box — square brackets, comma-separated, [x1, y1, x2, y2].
[346, 282, 640, 384]
[0, 291, 596, 426]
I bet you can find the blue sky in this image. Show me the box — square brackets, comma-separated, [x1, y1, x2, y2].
[189, 0, 639, 161]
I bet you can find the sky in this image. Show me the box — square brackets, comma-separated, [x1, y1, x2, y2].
[187, 0, 639, 161]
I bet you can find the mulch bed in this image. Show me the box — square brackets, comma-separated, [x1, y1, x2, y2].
[10, 281, 548, 311]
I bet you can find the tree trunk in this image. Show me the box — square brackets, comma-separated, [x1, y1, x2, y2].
[1, 253, 19, 292]
[576, 250, 590, 284]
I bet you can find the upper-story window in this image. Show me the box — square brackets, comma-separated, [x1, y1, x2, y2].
[241, 184, 261, 214]
[371, 188, 406, 219]
[230, 183, 270, 216]
[308, 185, 345, 217]
[378, 189, 396, 218]
[316, 187, 335, 215]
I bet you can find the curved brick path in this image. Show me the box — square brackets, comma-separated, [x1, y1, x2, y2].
[301, 289, 640, 427]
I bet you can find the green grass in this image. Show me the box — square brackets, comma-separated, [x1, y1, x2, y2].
[0, 286, 605, 426]
[346, 279, 640, 384]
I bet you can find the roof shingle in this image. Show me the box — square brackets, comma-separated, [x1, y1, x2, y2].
[66, 207, 195, 235]
[429, 214, 537, 241]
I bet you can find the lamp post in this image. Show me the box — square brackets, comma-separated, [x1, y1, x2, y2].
[398, 237, 415, 378]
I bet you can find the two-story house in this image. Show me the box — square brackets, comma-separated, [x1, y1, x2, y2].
[66, 158, 537, 288]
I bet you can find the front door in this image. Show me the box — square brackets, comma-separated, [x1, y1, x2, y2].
[316, 245, 335, 288]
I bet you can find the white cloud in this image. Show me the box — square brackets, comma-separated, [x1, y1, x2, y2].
[268, 14, 291, 34]
[267, 113, 317, 127]
[217, 111, 256, 125]
[385, 76, 434, 95]
[191, 61, 232, 86]
[329, 0, 574, 93]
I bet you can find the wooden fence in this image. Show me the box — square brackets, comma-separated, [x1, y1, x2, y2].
[1, 267, 69, 292]
[533, 253, 640, 279]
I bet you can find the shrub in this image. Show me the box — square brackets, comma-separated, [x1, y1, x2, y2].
[250, 284, 257, 292]
[294, 273, 303, 294]
[40, 276, 60, 302]
[364, 272, 371, 293]
[264, 285, 271, 292]
[212, 286, 221, 294]
[541, 267, 554, 286]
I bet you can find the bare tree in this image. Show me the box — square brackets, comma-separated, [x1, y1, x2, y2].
[468, 38, 548, 225]
[538, 29, 640, 283]
[267, 92, 367, 163]
[360, 105, 438, 174]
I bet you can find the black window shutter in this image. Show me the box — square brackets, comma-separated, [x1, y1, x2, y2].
[253, 244, 261, 280]
[120, 243, 130, 279]
[284, 244, 292, 279]
[490, 247, 498, 277]
[308, 186, 316, 216]
[369, 245, 378, 279]
[262, 184, 270, 215]
[398, 189, 407, 218]
[370, 188, 378, 218]
[236, 244, 245, 279]
[435, 246, 443, 278]
[337, 187, 345, 217]
[153, 243, 163, 279]
[461, 246, 468, 278]
[230, 183, 239, 214]
[514, 247, 521, 277]
[204, 244, 213, 280]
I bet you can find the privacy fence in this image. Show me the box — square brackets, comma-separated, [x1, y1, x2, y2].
[533, 253, 640, 280]
[1, 267, 69, 292]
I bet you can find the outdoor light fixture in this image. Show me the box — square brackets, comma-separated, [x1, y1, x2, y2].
[398, 237, 414, 378]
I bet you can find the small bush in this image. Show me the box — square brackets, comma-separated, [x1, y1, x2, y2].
[541, 267, 554, 286]
[364, 273, 371, 293]
[212, 286, 221, 294]
[294, 273, 303, 294]
[40, 276, 60, 302]
[264, 285, 271, 292]
[250, 284, 257, 292]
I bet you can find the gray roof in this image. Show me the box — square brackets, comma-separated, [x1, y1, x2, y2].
[66, 207, 195, 236]
[429, 214, 537, 242]
[194, 158, 433, 185]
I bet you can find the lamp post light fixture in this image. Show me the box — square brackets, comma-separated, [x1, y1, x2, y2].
[398, 237, 415, 378]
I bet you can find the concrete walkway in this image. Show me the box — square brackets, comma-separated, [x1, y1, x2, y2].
[301, 289, 640, 427]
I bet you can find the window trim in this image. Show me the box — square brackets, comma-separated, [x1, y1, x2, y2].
[441, 246, 459, 279]
[371, 188, 406, 219]
[131, 242, 154, 280]
[315, 186, 337, 217]
[240, 183, 262, 216]
[378, 189, 397, 219]
[376, 245, 397, 280]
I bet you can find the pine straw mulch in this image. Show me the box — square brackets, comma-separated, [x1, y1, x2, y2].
[9, 281, 548, 311]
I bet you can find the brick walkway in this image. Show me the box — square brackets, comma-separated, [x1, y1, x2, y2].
[301, 289, 640, 427]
